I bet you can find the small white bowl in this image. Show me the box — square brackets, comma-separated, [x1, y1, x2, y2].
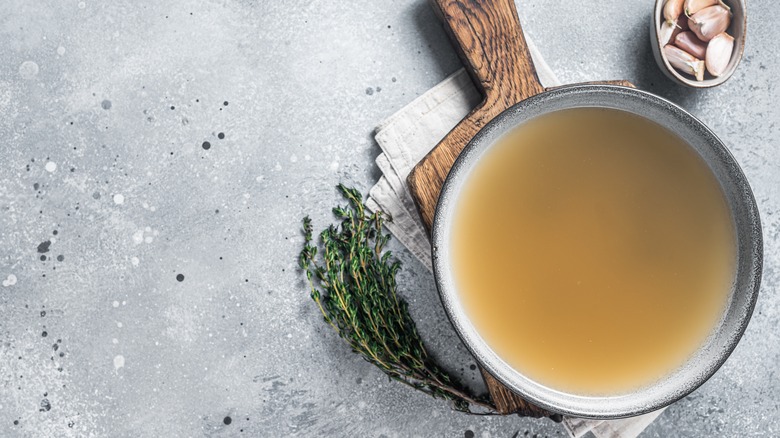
[650, 0, 746, 88]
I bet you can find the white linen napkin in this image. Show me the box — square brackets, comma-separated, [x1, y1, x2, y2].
[366, 37, 665, 438]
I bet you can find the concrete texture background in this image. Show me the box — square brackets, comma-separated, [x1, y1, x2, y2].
[0, 0, 778, 436]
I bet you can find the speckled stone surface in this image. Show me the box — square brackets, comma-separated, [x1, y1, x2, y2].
[0, 1, 777, 437]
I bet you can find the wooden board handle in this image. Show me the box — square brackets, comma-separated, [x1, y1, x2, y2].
[409, 0, 545, 230]
[430, 0, 544, 106]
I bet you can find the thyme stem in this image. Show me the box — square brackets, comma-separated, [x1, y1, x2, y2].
[299, 185, 496, 414]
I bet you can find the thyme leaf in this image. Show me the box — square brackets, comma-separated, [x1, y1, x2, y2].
[300, 185, 496, 414]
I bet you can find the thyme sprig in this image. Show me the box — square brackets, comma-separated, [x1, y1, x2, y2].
[299, 185, 495, 413]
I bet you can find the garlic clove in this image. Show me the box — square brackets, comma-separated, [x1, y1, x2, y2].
[684, 0, 730, 16]
[675, 31, 708, 59]
[664, 45, 706, 81]
[706, 32, 735, 77]
[688, 5, 732, 42]
[664, 0, 685, 24]
[659, 19, 681, 46]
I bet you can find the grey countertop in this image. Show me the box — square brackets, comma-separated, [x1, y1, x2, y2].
[1, 0, 778, 437]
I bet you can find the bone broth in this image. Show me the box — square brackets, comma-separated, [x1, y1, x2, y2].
[451, 108, 735, 395]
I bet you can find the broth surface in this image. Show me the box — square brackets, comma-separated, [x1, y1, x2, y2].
[451, 108, 735, 395]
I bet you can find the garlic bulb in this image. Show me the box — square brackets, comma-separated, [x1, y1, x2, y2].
[706, 32, 735, 76]
[664, 45, 706, 81]
[684, 0, 730, 16]
[664, 0, 685, 23]
[675, 31, 708, 59]
[688, 5, 731, 42]
[659, 20, 680, 46]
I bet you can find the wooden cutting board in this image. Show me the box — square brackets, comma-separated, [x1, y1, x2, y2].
[407, 0, 633, 417]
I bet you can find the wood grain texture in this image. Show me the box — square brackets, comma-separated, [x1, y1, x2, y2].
[409, 0, 544, 230]
[478, 369, 562, 420]
[408, 0, 634, 417]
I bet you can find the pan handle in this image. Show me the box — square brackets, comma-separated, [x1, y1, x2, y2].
[429, 0, 545, 105]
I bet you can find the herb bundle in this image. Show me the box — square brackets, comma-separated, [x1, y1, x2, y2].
[299, 185, 494, 413]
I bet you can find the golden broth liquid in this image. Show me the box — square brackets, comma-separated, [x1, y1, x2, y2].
[451, 108, 736, 395]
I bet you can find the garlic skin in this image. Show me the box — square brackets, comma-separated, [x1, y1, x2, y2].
[664, 45, 706, 81]
[659, 20, 681, 46]
[675, 31, 708, 59]
[664, 0, 685, 23]
[683, 0, 729, 16]
[688, 5, 732, 42]
[706, 32, 735, 76]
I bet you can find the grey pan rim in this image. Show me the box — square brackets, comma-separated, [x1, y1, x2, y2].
[431, 85, 763, 419]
